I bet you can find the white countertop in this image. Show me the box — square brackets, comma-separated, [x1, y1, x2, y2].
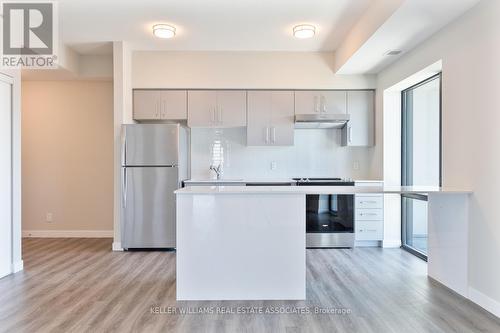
[183, 178, 296, 184]
[175, 185, 472, 195]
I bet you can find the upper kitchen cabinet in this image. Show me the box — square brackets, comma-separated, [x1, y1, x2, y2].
[341, 90, 375, 147]
[295, 90, 347, 115]
[247, 91, 294, 146]
[187, 90, 246, 128]
[133, 90, 187, 121]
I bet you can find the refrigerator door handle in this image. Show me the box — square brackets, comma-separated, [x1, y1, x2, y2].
[121, 127, 127, 165]
[122, 168, 127, 208]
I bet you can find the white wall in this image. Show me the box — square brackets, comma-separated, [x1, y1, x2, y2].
[191, 128, 373, 179]
[377, 0, 500, 316]
[22, 81, 114, 235]
[132, 51, 376, 89]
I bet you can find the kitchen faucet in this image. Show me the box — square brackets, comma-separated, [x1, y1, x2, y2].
[210, 164, 223, 180]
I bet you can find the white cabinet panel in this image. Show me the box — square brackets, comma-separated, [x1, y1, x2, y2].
[320, 91, 347, 114]
[294, 91, 320, 115]
[342, 90, 374, 147]
[133, 90, 161, 120]
[355, 221, 384, 241]
[269, 91, 295, 146]
[355, 196, 384, 209]
[187, 90, 217, 127]
[295, 91, 346, 115]
[356, 208, 383, 221]
[355, 183, 383, 243]
[188, 90, 246, 128]
[216, 90, 246, 127]
[176, 193, 306, 300]
[247, 91, 271, 146]
[247, 91, 294, 146]
[161, 90, 187, 120]
[134, 90, 187, 121]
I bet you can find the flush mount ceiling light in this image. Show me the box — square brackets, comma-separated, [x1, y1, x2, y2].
[153, 24, 176, 39]
[293, 24, 316, 39]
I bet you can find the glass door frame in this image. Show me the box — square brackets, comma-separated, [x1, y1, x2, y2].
[401, 73, 442, 261]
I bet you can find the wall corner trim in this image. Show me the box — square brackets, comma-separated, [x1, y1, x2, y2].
[12, 260, 23, 273]
[112, 242, 123, 251]
[469, 287, 500, 319]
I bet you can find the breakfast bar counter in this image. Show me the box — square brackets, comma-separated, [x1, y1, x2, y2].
[174, 186, 472, 301]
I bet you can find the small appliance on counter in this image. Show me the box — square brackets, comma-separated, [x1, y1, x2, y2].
[294, 178, 355, 248]
[121, 124, 190, 249]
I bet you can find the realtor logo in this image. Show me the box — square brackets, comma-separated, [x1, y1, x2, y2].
[1, 1, 58, 68]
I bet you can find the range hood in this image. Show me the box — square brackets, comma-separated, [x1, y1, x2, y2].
[294, 114, 350, 129]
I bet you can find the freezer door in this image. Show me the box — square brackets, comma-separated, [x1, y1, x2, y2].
[122, 166, 178, 248]
[123, 124, 180, 166]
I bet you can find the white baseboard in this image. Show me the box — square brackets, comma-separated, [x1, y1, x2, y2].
[11, 260, 23, 273]
[22, 230, 113, 238]
[112, 242, 123, 251]
[469, 287, 500, 318]
[355, 240, 382, 247]
[382, 239, 402, 248]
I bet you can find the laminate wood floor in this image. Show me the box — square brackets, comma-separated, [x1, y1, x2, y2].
[0, 238, 499, 333]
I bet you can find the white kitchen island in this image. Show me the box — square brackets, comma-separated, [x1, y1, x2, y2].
[175, 185, 472, 301]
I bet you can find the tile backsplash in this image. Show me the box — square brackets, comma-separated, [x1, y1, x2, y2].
[190, 128, 374, 179]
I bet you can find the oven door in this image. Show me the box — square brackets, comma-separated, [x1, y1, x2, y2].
[305, 194, 354, 233]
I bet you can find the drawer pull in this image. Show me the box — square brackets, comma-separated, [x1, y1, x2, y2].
[360, 201, 378, 204]
[360, 213, 378, 216]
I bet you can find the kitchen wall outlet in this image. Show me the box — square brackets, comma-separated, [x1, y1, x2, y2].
[46, 213, 53, 223]
[271, 161, 277, 170]
[353, 161, 360, 171]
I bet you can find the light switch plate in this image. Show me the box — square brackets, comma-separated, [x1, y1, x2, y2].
[46, 213, 53, 223]
[353, 161, 360, 170]
[271, 161, 277, 170]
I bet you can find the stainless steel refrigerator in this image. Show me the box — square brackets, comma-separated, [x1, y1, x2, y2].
[121, 124, 189, 249]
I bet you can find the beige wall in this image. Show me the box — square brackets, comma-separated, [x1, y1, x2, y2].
[22, 81, 114, 233]
[132, 51, 376, 89]
[377, 0, 500, 316]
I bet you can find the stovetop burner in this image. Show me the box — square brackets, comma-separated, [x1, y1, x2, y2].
[293, 178, 355, 186]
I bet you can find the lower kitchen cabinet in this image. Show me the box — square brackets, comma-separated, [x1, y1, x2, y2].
[247, 91, 294, 146]
[355, 181, 384, 242]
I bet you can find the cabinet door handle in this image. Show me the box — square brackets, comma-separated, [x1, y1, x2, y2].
[162, 100, 166, 119]
[218, 106, 222, 124]
[314, 96, 319, 113]
[271, 127, 276, 144]
[265, 127, 270, 144]
[360, 213, 378, 216]
[348, 126, 353, 143]
[321, 95, 326, 113]
[211, 107, 216, 125]
[360, 201, 378, 204]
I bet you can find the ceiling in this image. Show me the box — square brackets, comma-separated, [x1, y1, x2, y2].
[60, 0, 371, 54]
[336, 0, 481, 74]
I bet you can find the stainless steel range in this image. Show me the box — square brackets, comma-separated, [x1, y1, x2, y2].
[293, 178, 355, 248]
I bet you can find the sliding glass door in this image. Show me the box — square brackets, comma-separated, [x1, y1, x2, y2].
[401, 74, 441, 260]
